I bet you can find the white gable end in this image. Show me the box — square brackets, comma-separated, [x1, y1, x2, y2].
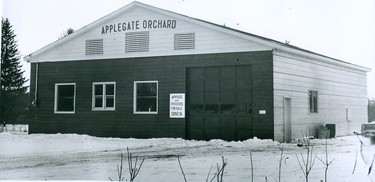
[29, 4, 271, 62]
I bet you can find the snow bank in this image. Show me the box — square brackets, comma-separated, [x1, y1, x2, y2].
[0, 133, 280, 157]
[0, 124, 28, 133]
[0, 133, 372, 181]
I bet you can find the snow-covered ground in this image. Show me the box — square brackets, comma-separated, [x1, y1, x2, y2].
[0, 132, 373, 181]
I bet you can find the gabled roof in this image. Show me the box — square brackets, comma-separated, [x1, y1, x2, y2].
[25, 1, 370, 72]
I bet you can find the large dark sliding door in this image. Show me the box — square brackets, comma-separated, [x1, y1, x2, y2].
[187, 65, 253, 141]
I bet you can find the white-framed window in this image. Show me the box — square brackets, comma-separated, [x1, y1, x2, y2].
[309, 90, 318, 113]
[54, 83, 76, 114]
[92, 82, 116, 111]
[134, 81, 158, 114]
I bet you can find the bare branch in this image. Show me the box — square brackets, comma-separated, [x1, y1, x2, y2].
[177, 155, 188, 182]
[206, 165, 213, 182]
[278, 144, 288, 182]
[250, 152, 254, 182]
[127, 147, 145, 182]
[352, 151, 358, 174]
[208, 156, 228, 182]
[296, 131, 316, 182]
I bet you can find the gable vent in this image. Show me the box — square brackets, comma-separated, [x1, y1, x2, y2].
[174, 33, 195, 50]
[125, 31, 150, 53]
[85, 39, 103, 55]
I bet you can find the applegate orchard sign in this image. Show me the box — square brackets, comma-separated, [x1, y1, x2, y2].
[101, 19, 177, 34]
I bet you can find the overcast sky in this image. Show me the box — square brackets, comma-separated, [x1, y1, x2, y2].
[2, 0, 375, 98]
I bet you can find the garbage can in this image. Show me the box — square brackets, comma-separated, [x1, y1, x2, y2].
[318, 126, 330, 139]
[325, 124, 336, 138]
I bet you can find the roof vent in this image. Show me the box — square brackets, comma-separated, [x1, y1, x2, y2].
[125, 31, 150, 53]
[85, 39, 103, 55]
[174, 33, 195, 50]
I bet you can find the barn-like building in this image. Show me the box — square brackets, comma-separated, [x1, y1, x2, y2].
[25, 2, 370, 142]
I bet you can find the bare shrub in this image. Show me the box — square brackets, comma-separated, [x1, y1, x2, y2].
[296, 132, 317, 182]
[108, 147, 145, 182]
[177, 155, 227, 182]
[108, 153, 125, 181]
[278, 144, 289, 182]
[317, 138, 334, 182]
[127, 147, 145, 182]
[208, 156, 228, 182]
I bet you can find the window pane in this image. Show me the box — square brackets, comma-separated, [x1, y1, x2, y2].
[137, 83, 157, 97]
[106, 97, 114, 108]
[313, 94, 318, 113]
[237, 104, 251, 114]
[205, 104, 219, 114]
[106, 84, 114, 95]
[135, 82, 157, 113]
[95, 84, 103, 95]
[189, 104, 204, 114]
[136, 98, 157, 112]
[220, 104, 235, 114]
[58, 85, 74, 97]
[309, 91, 318, 113]
[58, 98, 74, 111]
[309, 92, 313, 113]
[95, 97, 103, 107]
[57, 85, 74, 112]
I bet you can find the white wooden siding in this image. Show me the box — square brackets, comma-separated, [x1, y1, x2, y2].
[273, 52, 368, 141]
[32, 6, 271, 62]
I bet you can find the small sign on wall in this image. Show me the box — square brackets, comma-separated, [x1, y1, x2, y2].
[170, 93, 185, 118]
[259, 110, 266, 115]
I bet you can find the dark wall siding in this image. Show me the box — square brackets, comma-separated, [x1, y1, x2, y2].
[29, 51, 274, 139]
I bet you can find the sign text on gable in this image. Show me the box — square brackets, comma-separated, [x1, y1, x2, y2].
[101, 19, 177, 34]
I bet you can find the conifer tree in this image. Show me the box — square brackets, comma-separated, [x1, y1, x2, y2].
[1, 17, 28, 124]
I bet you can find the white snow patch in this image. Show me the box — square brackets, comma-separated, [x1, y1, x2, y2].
[0, 133, 373, 181]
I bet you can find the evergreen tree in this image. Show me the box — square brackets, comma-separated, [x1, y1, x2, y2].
[1, 17, 28, 124]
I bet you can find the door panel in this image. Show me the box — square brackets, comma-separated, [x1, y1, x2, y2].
[205, 116, 221, 128]
[284, 98, 292, 142]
